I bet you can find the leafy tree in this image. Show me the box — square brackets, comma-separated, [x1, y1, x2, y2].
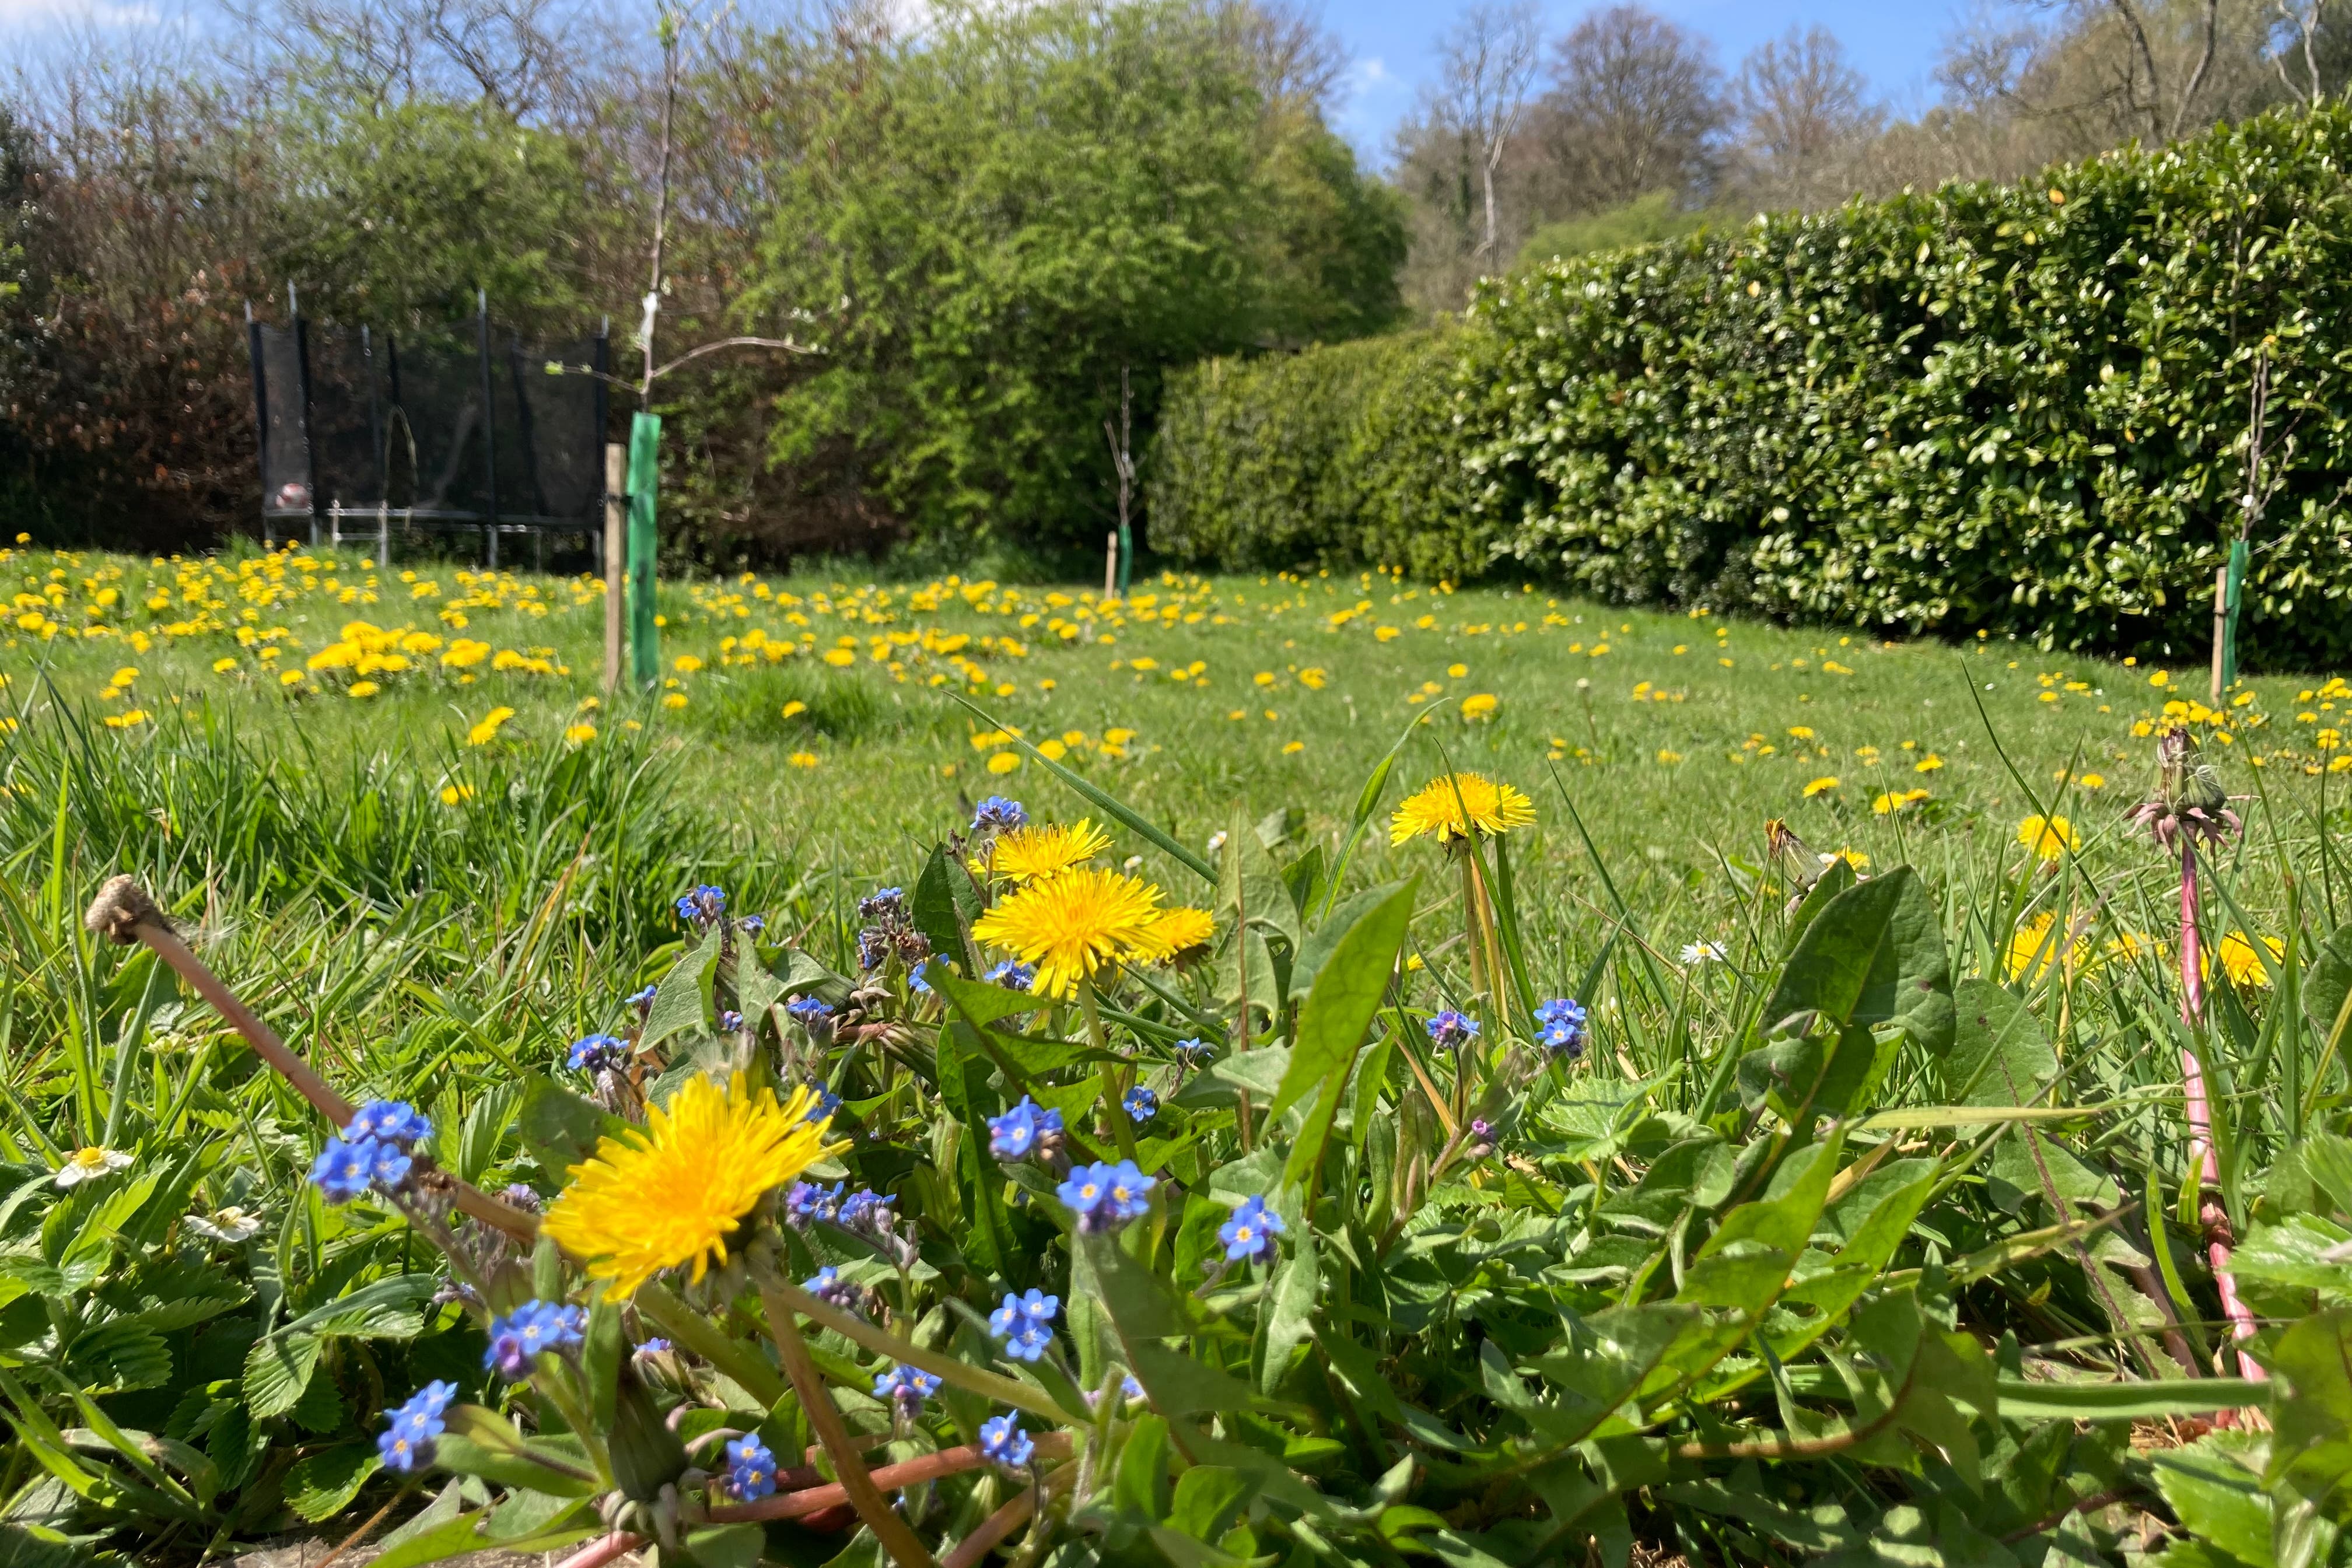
[743, 0, 1402, 560]
[271, 97, 590, 330]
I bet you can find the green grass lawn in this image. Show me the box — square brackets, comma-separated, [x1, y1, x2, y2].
[4, 540, 2342, 960]
[6, 542, 2350, 1564]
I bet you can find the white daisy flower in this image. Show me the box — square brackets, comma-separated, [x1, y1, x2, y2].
[186, 1206, 264, 1243]
[1679, 942, 1727, 965]
[55, 1147, 134, 1188]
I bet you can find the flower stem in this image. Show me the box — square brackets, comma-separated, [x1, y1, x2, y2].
[757, 1279, 938, 1568]
[1078, 978, 1139, 1163]
[2176, 839, 2267, 1388]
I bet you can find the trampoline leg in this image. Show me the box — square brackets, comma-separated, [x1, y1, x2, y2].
[377, 503, 390, 570]
[487, 521, 498, 570]
[534, 527, 544, 573]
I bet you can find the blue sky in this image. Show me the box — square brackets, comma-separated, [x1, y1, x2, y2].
[0, 0, 1962, 162]
[1328, 0, 1962, 165]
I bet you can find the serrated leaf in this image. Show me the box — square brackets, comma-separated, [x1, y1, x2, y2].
[286, 1443, 380, 1522]
[62, 1317, 170, 1394]
[243, 1331, 319, 1419]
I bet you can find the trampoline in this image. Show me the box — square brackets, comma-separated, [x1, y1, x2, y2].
[247, 291, 611, 569]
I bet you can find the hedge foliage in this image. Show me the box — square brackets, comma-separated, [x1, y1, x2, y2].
[1149, 103, 2352, 666]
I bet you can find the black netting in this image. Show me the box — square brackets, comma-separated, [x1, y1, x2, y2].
[307, 326, 384, 512]
[254, 324, 312, 516]
[494, 334, 604, 522]
[250, 317, 606, 535]
[385, 332, 494, 520]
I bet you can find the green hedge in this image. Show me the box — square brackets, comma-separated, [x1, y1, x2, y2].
[1149, 103, 2352, 666]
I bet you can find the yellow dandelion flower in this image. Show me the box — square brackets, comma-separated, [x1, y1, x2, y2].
[212, 656, 237, 673]
[468, 705, 517, 746]
[823, 649, 856, 667]
[2079, 773, 2106, 790]
[2213, 932, 2283, 989]
[1801, 776, 1840, 797]
[543, 1074, 844, 1298]
[102, 709, 149, 729]
[782, 700, 808, 718]
[1140, 905, 1216, 963]
[1915, 754, 1944, 773]
[564, 722, 597, 746]
[2017, 814, 2077, 860]
[971, 866, 1167, 998]
[2004, 911, 2088, 982]
[674, 654, 704, 674]
[1390, 772, 1535, 845]
[788, 751, 820, 768]
[1460, 692, 1499, 721]
[663, 692, 688, 710]
[987, 751, 1021, 775]
[990, 820, 1112, 884]
[440, 783, 474, 806]
[346, 682, 379, 699]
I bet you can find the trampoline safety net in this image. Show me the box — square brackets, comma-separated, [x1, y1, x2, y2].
[247, 306, 610, 565]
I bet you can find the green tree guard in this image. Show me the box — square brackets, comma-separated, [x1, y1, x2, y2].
[2222, 536, 2249, 691]
[627, 411, 661, 688]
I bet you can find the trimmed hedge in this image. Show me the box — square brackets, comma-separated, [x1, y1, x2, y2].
[1148, 103, 2352, 666]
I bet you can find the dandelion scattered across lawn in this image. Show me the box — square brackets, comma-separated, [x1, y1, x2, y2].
[2017, 813, 2078, 860]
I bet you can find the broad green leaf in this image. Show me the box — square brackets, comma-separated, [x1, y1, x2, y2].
[912, 843, 978, 974]
[2234, 1215, 2352, 1297]
[933, 965, 1051, 1030]
[2303, 1132, 2352, 1219]
[62, 1318, 170, 1393]
[639, 922, 723, 1052]
[1169, 1465, 1259, 1544]
[1272, 877, 1415, 1122]
[1115, 1413, 1174, 1518]
[2269, 1307, 2352, 1511]
[1944, 978, 2061, 1107]
[518, 1073, 629, 1186]
[2304, 921, 2352, 1055]
[1259, 1230, 1318, 1397]
[1131, 1345, 1258, 1417]
[243, 1331, 320, 1420]
[2153, 1439, 2276, 1568]
[281, 1273, 441, 1339]
[286, 1443, 381, 1522]
[1752, 866, 1952, 1119]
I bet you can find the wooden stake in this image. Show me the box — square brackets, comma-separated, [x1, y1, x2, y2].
[2211, 566, 2228, 708]
[603, 443, 625, 692]
[1104, 531, 1119, 602]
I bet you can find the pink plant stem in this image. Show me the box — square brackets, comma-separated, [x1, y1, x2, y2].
[552, 1531, 640, 1568]
[2178, 842, 2267, 1385]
